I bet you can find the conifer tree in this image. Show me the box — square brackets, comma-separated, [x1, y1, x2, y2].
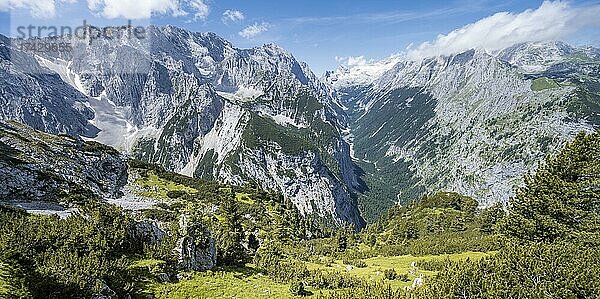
[502, 131, 600, 241]
[217, 194, 246, 265]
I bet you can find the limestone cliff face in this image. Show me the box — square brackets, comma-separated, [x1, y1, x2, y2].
[0, 27, 365, 227]
[0, 37, 97, 137]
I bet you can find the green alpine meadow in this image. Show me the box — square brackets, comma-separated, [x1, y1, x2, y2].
[1, 1, 599, 298]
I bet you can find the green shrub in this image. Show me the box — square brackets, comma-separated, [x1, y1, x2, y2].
[342, 258, 367, 268]
[166, 190, 187, 199]
[413, 241, 600, 298]
[315, 281, 401, 299]
[501, 131, 600, 242]
[289, 280, 306, 297]
[383, 268, 398, 280]
[0, 202, 136, 297]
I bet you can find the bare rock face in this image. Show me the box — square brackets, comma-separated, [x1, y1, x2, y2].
[1, 27, 365, 228]
[129, 220, 166, 245]
[174, 215, 217, 271]
[0, 37, 98, 137]
[0, 121, 128, 201]
[127, 216, 217, 272]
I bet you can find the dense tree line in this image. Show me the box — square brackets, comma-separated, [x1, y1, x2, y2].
[0, 203, 136, 298]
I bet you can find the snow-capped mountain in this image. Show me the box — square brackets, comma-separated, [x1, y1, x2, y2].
[496, 41, 577, 73]
[323, 55, 403, 89]
[0, 26, 364, 227]
[326, 41, 599, 220]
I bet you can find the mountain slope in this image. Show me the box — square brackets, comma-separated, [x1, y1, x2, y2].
[0, 121, 127, 202]
[0, 37, 98, 137]
[0, 28, 364, 227]
[327, 42, 599, 221]
[0, 120, 317, 298]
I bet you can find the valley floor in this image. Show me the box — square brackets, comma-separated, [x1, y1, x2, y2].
[146, 251, 493, 298]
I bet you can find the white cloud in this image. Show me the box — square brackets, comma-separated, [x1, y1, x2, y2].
[86, 0, 209, 20]
[2, 0, 209, 20]
[335, 55, 371, 67]
[189, 0, 209, 21]
[407, 1, 600, 60]
[0, 0, 75, 18]
[239, 22, 270, 39]
[222, 9, 244, 24]
[87, 0, 184, 19]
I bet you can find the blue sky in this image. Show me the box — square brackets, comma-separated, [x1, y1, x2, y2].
[1, 0, 600, 74]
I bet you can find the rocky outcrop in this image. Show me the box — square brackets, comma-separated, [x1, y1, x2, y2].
[128, 215, 217, 272]
[129, 220, 166, 245]
[174, 215, 216, 271]
[0, 121, 128, 201]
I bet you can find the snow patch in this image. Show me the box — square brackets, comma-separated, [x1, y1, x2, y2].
[328, 55, 403, 88]
[369, 122, 387, 138]
[0, 201, 78, 219]
[35, 56, 81, 91]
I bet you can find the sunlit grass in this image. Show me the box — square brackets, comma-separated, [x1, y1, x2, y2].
[128, 259, 166, 270]
[531, 77, 560, 91]
[135, 171, 197, 198]
[148, 252, 495, 298]
[149, 268, 327, 299]
[306, 251, 494, 289]
[236, 193, 255, 205]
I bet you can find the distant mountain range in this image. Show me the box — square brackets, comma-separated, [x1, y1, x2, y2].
[1, 26, 598, 225]
[325, 41, 599, 220]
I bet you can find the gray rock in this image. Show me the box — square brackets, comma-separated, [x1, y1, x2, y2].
[0, 38, 98, 137]
[129, 220, 166, 245]
[91, 279, 117, 299]
[174, 215, 216, 271]
[0, 121, 127, 201]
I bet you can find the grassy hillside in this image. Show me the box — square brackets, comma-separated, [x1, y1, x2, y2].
[1, 123, 599, 298]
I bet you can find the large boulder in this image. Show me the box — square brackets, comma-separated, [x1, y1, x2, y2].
[128, 220, 166, 245]
[174, 215, 216, 271]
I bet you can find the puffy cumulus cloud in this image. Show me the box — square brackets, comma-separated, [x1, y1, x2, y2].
[222, 9, 244, 24]
[87, 0, 209, 20]
[188, 0, 208, 21]
[335, 55, 372, 67]
[2, 0, 209, 20]
[0, 0, 75, 18]
[87, 0, 185, 19]
[239, 22, 269, 39]
[407, 1, 600, 60]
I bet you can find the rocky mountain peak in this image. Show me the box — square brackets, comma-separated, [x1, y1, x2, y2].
[495, 40, 578, 72]
[0, 26, 365, 227]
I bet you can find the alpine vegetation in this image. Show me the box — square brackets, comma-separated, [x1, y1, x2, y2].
[0, 1, 599, 298]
